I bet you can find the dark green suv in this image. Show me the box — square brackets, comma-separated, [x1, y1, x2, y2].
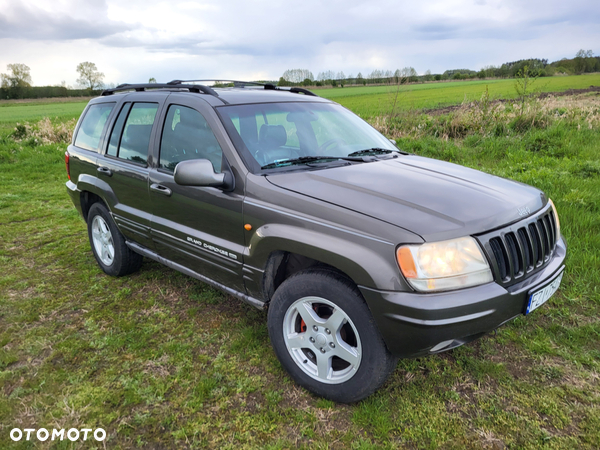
[66, 80, 566, 402]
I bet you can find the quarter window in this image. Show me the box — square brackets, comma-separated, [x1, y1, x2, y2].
[159, 105, 223, 173]
[74, 103, 115, 151]
[107, 102, 158, 165]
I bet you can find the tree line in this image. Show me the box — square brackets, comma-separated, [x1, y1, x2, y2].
[2, 49, 598, 99]
[0, 62, 105, 100]
[278, 49, 599, 87]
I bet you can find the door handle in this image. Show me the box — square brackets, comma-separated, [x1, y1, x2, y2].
[97, 166, 112, 177]
[150, 183, 172, 197]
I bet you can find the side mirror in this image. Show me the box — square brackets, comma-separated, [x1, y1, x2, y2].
[389, 138, 397, 145]
[174, 159, 233, 190]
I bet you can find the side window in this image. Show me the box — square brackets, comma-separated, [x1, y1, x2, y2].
[107, 102, 158, 165]
[107, 103, 131, 157]
[74, 103, 115, 151]
[159, 105, 223, 173]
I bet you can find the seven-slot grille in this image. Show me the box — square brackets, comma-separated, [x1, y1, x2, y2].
[477, 205, 559, 286]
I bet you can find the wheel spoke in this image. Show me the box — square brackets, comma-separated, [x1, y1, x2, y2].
[297, 302, 322, 329]
[331, 342, 360, 367]
[324, 309, 346, 334]
[316, 353, 332, 380]
[286, 333, 307, 349]
[106, 245, 114, 261]
[92, 228, 102, 242]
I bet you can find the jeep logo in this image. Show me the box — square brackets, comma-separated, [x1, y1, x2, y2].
[518, 206, 531, 217]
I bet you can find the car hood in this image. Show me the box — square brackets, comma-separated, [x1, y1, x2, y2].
[265, 155, 546, 241]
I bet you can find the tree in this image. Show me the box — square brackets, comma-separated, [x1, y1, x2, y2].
[1, 63, 32, 88]
[514, 65, 539, 115]
[0, 64, 32, 99]
[0, 63, 32, 87]
[149, 77, 157, 83]
[574, 49, 596, 73]
[281, 69, 314, 85]
[76, 62, 105, 90]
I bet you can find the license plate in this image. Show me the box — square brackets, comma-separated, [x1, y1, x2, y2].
[526, 269, 564, 314]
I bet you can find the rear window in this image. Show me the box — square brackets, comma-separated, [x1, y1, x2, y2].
[74, 103, 115, 151]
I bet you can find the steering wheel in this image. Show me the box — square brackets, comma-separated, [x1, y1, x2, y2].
[318, 138, 346, 153]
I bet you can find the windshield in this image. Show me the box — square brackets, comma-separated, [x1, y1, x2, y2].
[218, 102, 397, 171]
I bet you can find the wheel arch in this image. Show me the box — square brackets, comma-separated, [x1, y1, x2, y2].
[252, 224, 401, 302]
[262, 250, 356, 303]
[76, 174, 118, 221]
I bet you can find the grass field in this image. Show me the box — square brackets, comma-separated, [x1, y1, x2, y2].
[0, 100, 89, 125]
[0, 79, 599, 448]
[318, 74, 600, 117]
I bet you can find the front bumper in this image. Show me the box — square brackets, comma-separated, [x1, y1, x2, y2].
[360, 236, 567, 358]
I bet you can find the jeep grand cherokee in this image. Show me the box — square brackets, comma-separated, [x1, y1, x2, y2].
[65, 80, 566, 402]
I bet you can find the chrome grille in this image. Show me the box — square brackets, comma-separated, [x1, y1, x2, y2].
[477, 205, 559, 286]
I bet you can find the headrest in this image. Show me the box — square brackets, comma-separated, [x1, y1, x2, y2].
[259, 124, 287, 149]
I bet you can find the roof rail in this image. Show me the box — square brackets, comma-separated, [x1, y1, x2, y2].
[101, 82, 219, 98]
[289, 87, 317, 96]
[169, 79, 265, 87]
[100, 80, 319, 98]
[171, 79, 318, 96]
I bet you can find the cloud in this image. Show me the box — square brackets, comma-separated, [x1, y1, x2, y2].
[0, 0, 598, 86]
[0, 0, 136, 40]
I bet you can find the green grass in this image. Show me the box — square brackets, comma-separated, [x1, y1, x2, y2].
[0, 85, 599, 448]
[0, 100, 88, 125]
[318, 74, 600, 116]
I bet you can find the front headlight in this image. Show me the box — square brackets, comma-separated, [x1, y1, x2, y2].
[396, 236, 493, 292]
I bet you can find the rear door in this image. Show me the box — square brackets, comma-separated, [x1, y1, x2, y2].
[148, 95, 246, 292]
[97, 94, 165, 249]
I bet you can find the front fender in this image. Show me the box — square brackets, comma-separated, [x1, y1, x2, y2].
[246, 223, 408, 291]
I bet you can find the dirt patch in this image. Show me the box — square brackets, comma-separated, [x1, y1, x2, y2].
[423, 86, 600, 116]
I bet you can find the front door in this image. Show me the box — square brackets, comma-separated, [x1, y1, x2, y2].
[149, 99, 246, 292]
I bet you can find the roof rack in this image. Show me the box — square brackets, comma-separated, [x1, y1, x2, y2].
[170, 79, 265, 88]
[100, 79, 318, 98]
[101, 82, 220, 98]
[169, 79, 318, 97]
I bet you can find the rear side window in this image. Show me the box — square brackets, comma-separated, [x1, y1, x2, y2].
[74, 103, 115, 151]
[107, 102, 158, 165]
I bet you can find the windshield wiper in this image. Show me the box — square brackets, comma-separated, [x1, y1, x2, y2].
[261, 155, 368, 170]
[347, 148, 398, 157]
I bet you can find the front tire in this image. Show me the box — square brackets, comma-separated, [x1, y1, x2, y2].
[267, 269, 397, 403]
[87, 202, 142, 277]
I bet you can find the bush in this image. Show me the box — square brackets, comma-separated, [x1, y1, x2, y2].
[372, 92, 600, 142]
[11, 117, 77, 145]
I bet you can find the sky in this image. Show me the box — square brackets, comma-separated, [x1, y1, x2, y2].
[0, 0, 598, 87]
